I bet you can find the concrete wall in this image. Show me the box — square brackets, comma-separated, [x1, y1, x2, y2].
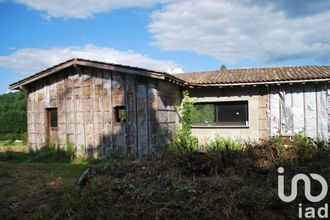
[187, 86, 269, 142]
[26, 66, 180, 157]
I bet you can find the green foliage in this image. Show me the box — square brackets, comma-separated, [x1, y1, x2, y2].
[27, 146, 72, 163]
[181, 90, 194, 134]
[205, 137, 242, 152]
[170, 90, 198, 151]
[190, 103, 214, 123]
[65, 135, 75, 160]
[220, 64, 227, 70]
[21, 132, 28, 145]
[0, 91, 27, 139]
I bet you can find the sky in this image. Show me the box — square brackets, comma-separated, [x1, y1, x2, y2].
[0, 0, 330, 94]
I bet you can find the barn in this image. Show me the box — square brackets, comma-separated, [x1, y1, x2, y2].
[10, 58, 183, 157]
[10, 59, 330, 156]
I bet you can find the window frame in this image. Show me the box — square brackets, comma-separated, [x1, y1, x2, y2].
[47, 108, 58, 128]
[191, 101, 249, 127]
[114, 106, 126, 123]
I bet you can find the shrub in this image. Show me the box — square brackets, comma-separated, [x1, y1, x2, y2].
[169, 90, 198, 151]
[21, 132, 28, 145]
[65, 135, 76, 160]
[205, 137, 242, 152]
[28, 142, 74, 163]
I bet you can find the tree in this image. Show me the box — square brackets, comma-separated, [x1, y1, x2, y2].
[0, 91, 27, 139]
[220, 64, 227, 70]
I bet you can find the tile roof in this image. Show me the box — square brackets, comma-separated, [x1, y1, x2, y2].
[174, 66, 330, 85]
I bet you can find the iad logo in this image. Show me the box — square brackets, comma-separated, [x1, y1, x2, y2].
[277, 167, 328, 218]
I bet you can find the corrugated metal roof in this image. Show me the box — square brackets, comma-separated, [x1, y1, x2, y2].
[174, 66, 330, 85]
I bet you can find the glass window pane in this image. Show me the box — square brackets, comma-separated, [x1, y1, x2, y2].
[191, 103, 215, 124]
[50, 109, 57, 127]
[217, 101, 247, 125]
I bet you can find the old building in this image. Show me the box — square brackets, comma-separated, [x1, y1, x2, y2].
[10, 58, 183, 157]
[176, 66, 330, 142]
[10, 59, 330, 156]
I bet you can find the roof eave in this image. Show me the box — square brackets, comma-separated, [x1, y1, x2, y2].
[187, 78, 330, 87]
[9, 58, 186, 90]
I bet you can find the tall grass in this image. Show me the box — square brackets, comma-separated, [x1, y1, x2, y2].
[204, 136, 242, 152]
[169, 133, 329, 176]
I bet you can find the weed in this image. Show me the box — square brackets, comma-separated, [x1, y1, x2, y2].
[169, 90, 199, 151]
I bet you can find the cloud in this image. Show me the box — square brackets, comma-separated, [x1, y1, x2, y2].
[149, 0, 330, 64]
[12, 0, 170, 19]
[242, 0, 330, 18]
[0, 44, 183, 74]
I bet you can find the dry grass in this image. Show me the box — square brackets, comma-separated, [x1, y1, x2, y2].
[0, 137, 329, 220]
[0, 146, 28, 153]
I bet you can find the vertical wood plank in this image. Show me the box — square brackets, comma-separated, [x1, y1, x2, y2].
[136, 79, 148, 155]
[112, 72, 126, 152]
[102, 70, 112, 156]
[126, 75, 137, 156]
[148, 79, 158, 151]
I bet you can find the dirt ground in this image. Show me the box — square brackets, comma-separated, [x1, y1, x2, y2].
[0, 161, 88, 219]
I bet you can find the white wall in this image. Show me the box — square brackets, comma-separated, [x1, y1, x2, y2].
[269, 83, 329, 140]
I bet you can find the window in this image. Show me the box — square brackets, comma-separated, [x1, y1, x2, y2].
[191, 101, 248, 126]
[114, 106, 126, 122]
[48, 108, 58, 128]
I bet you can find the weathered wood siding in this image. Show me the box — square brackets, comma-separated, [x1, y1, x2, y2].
[26, 66, 180, 157]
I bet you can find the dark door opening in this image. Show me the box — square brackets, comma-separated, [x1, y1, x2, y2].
[47, 108, 58, 144]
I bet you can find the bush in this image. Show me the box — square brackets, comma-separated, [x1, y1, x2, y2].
[0, 91, 27, 138]
[65, 135, 76, 160]
[28, 143, 75, 163]
[205, 137, 242, 152]
[169, 90, 198, 151]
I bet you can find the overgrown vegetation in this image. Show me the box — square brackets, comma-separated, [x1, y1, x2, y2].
[1, 139, 79, 164]
[1, 132, 329, 219]
[0, 91, 27, 141]
[170, 90, 198, 150]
